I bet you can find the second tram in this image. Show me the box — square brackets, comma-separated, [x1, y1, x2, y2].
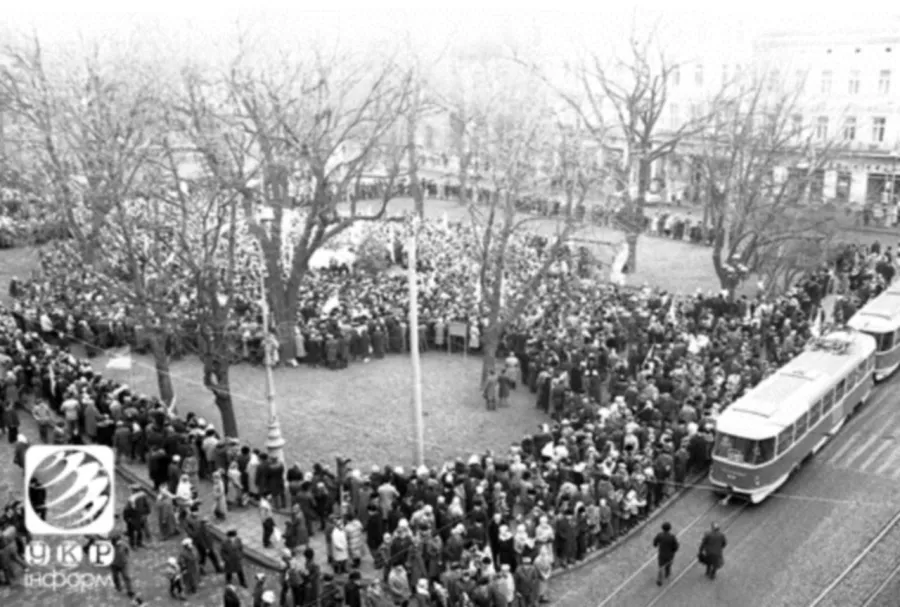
[847, 282, 900, 380]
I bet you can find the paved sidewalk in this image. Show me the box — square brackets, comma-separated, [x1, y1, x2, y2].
[116, 456, 376, 574]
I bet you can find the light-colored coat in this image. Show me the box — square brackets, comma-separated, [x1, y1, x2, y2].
[331, 526, 349, 562]
[345, 519, 364, 560]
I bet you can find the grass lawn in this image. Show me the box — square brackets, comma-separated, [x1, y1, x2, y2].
[0, 211, 891, 469]
[99, 349, 547, 471]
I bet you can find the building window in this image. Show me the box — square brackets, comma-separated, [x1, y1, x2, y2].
[695, 64, 704, 86]
[849, 71, 861, 94]
[792, 114, 803, 134]
[821, 70, 832, 94]
[671, 65, 680, 86]
[816, 116, 829, 139]
[879, 70, 891, 94]
[843, 117, 857, 140]
[873, 117, 887, 142]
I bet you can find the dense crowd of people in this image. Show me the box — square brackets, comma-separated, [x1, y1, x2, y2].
[1, 214, 896, 604]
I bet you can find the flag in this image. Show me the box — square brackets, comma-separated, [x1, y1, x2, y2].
[667, 298, 678, 325]
[167, 392, 178, 418]
[442, 211, 450, 230]
[609, 244, 629, 286]
[48, 364, 56, 394]
[387, 224, 396, 263]
[811, 306, 824, 338]
[642, 344, 656, 368]
[106, 347, 133, 371]
[821, 294, 837, 325]
[322, 290, 341, 314]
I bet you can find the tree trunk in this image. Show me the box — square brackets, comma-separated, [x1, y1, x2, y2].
[204, 352, 239, 438]
[150, 334, 175, 406]
[625, 231, 639, 275]
[481, 324, 500, 384]
[627, 154, 652, 273]
[269, 275, 298, 362]
[458, 154, 470, 206]
[214, 387, 239, 438]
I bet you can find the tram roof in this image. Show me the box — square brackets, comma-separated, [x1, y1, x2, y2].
[848, 285, 900, 332]
[716, 330, 876, 438]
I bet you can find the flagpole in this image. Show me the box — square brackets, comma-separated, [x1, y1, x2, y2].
[260, 272, 286, 463]
[408, 223, 426, 467]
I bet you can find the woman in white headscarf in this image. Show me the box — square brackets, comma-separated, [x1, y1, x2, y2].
[534, 515, 555, 601]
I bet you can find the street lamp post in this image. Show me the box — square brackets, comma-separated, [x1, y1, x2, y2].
[260, 272, 286, 463]
[408, 220, 425, 467]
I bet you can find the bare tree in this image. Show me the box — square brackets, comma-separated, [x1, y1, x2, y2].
[526, 35, 725, 272]
[151, 132, 248, 437]
[217, 45, 413, 361]
[436, 52, 507, 207]
[463, 80, 598, 379]
[0, 35, 160, 263]
[694, 74, 842, 296]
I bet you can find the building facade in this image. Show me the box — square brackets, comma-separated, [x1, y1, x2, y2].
[753, 23, 900, 208]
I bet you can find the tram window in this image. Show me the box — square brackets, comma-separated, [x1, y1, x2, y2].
[777, 426, 794, 454]
[714, 433, 774, 465]
[824, 388, 835, 412]
[857, 362, 866, 381]
[795, 411, 809, 437]
[836, 379, 846, 400]
[870, 355, 876, 371]
[809, 400, 822, 425]
[755, 438, 775, 464]
[882, 332, 894, 352]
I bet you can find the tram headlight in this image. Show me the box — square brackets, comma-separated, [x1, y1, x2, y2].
[754, 475, 760, 486]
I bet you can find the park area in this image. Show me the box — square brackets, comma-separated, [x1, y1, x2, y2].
[1, 202, 894, 473]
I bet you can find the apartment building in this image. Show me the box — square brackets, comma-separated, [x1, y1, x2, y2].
[753, 22, 900, 206]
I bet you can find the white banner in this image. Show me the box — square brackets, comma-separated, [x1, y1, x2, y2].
[106, 348, 133, 371]
[824, 170, 838, 199]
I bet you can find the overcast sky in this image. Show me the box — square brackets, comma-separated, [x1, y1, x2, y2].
[5, 1, 900, 66]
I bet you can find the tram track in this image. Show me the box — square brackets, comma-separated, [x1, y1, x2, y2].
[589, 499, 726, 607]
[860, 560, 900, 607]
[806, 504, 900, 607]
[639, 501, 751, 607]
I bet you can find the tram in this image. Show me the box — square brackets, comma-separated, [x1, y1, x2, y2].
[847, 282, 900, 380]
[709, 329, 876, 504]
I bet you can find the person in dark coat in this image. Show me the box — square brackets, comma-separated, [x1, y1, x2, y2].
[343, 570, 364, 607]
[223, 583, 242, 607]
[148, 447, 169, 491]
[699, 522, 727, 579]
[652, 521, 679, 585]
[221, 529, 247, 587]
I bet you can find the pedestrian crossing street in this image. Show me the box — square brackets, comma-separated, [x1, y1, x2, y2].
[822, 398, 900, 480]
